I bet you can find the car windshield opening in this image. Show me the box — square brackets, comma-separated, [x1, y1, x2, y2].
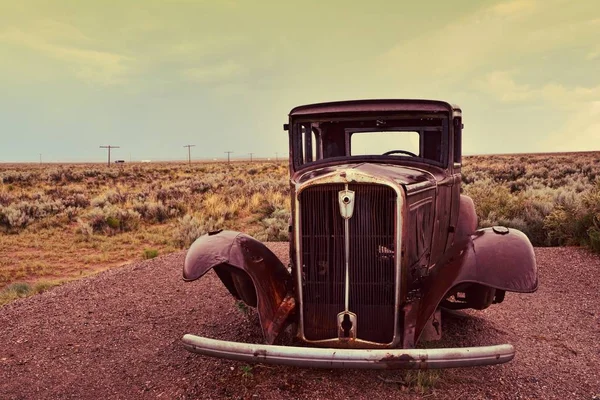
[293, 116, 448, 168]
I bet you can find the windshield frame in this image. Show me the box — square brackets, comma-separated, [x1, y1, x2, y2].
[290, 113, 450, 172]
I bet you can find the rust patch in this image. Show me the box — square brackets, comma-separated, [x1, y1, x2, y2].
[184, 231, 293, 344]
[380, 353, 420, 369]
[253, 349, 267, 358]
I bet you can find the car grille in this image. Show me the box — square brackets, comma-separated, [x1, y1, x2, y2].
[299, 183, 397, 344]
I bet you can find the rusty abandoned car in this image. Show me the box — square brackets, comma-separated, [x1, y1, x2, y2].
[181, 99, 538, 369]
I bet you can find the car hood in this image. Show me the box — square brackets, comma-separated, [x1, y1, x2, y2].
[293, 162, 437, 194]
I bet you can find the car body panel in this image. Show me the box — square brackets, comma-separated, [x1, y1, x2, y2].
[183, 231, 295, 344]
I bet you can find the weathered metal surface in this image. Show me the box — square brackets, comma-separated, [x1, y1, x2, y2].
[420, 309, 442, 342]
[182, 335, 514, 369]
[289, 99, 458, 117]
[293, 162, 438, 190]
[411, 227, 538, 343]
[297, 183, 398, 345]
[293, 169, 405, 348]
[183, 231, 294, 344]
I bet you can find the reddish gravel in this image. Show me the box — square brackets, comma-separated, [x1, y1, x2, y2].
[1, 245, 599, 399]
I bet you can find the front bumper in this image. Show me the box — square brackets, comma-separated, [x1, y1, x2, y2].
[182, 334, 514, 369]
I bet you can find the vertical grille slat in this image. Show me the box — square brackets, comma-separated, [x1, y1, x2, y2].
[300, 184, 396, 343]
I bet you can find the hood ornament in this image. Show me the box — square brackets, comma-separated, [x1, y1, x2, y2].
[338, 188, 355, 219]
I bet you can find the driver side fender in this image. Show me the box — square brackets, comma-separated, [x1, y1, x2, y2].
[183, 230, 295, 344]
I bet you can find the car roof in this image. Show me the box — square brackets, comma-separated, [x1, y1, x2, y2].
[289, 99, 461, 117]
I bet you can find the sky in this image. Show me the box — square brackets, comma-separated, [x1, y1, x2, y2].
[0, 0, 598, 163]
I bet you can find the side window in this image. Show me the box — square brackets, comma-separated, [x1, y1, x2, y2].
[453, 118, 462, 164]
[301, 124, 321, 163]
[422, 130, 442, 162]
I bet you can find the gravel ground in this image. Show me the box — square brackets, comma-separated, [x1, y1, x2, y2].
[1, 245, 599, 399]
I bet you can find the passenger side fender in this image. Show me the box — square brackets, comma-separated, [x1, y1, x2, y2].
[183, 230, 295, 344]
[414, 227, 538, 342]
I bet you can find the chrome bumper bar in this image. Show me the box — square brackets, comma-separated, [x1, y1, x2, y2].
[182, 334, 514, 369]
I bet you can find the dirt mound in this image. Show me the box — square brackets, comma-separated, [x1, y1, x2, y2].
[1, 245, 599, 399]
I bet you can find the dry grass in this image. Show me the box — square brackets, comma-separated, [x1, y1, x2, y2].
[0, 161, 289, 303]
[1, 152, 599, 304]
[462, 152, 600, 250]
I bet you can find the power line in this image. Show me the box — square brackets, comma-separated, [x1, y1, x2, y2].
[224, 151, 233, 164]
[183, 144, 195, 165]
[100, 145, 120, 166]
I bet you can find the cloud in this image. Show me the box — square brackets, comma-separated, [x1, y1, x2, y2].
[586, 46, 600, 60]
[475, 70, 600, 151]
[491, 0, 537, 17]
[476, 69, 600, 106]
[182, 60, 246, 84]
[543, 101, 600, 152]
[0, 25, 132, 85]
[378, 0, 598, 82]
[474, 71, 536, 103]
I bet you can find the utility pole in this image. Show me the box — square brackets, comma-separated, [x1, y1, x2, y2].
[184, 144, 195, 165]
[100, 145, 120, 166]
[39, 154, 42, 166]
[275, 152, 278, 162]
[248, 152, 254, 162]
[224, 151, 233, 164]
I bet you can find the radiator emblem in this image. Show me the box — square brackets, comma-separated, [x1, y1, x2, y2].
[338, 189, 355, 219]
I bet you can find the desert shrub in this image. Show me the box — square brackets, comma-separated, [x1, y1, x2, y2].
[201, 193, 239, 219]
[0, 205, 32, 231]
[134, 192, 149, 202]
[252, 208, 290, 242]
[544, 206, 577, 246]
[10, 198, 65, 222]
[0, 282, 32, 304]
[62, 168, 84, 183]
[83, 205, 140, 233]
[156, 183, 189, 202]
[165, 199, 187, 217]
[133, 200, 184, 223]
[32, 280, 58, 294]
[143, 249, 159, 259]
[0, 191, 14, 206]
[537, 181, 600, 252]
[133, 201, 169, 222]
[76, 218, 94, 239]
[513, 199, 550, 246]
[185, 179, 212, 194]
[509, 180, 527, 193]
[47, 168, 64, 183]
[62, 206, 80, 222]
[173, 214, 225, 247]
[82, 168, 101, 178]
[588, 225, 600, 253]
[578, 183, 600, 252]
[91, 189, 127, 207]
[462, 179, 519, 222]
[0, 170, 35, 185]
[62, 193, 90, 208]
[493, 164, 526, 182]
[253, 196, 276, 218]
[46, 167, 84, 183]
[0, 280, 62, 305]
